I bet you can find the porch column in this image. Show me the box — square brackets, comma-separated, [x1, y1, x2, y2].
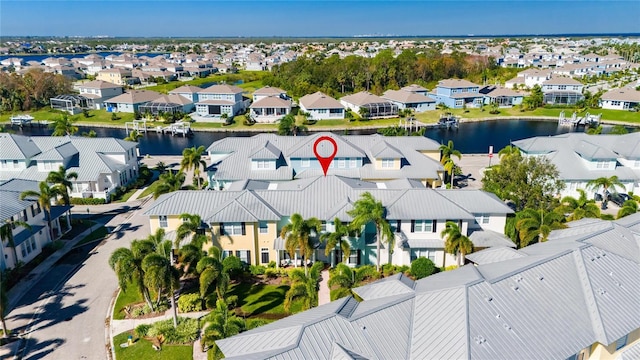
[294, 251, 298, 268]
[276, 250, 280, 269]
[330, 250, 335, 268]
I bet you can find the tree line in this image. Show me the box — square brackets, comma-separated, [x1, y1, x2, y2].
[0, 69, 72, 112]
[263, 49, 498, 97]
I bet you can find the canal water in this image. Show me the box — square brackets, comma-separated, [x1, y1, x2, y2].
[10, 119, 588, 155]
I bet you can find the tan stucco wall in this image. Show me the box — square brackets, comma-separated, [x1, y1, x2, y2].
[589, 328, 640, 360]
[419, 150, 441, 162]
[212, 223, 259, 264]
[374, 157, 401, 170]
[149, 215, 183, 234]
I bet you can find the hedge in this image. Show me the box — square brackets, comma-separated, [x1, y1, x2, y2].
[70, 197, 106, 205]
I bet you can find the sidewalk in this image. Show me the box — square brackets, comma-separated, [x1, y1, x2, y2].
[6, 223, 103, 311]
[319, 269, 330, 306]
[110, 310, 210, 335]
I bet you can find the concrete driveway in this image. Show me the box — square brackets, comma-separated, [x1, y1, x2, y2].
[5, 199, 153, 360]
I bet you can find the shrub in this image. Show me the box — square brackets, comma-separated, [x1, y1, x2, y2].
[355, 265, 381, 282]
[177, 293, 202, 313]
[147, 317, 199, 344]
[330, 287, 352, 301]
[246, 318, 271, 330]
[442, 265, 458, 272]
[410, 257, 437, 280]
[382, 263, 396, 277]
[267, 261, 277, 268]
[250, 265, 266, 276]
[396, 265, 410, 274]
[265, 267, 280, 279]
[222, 256, 244, 278]
[135, 324, 151, 338]
[70, 197, 106, 205]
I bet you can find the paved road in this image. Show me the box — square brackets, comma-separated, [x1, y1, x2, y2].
[6, 199, 152, 360]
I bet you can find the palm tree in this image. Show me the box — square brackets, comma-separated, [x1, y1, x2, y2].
[587, 176, 625, 198]
[178, 244, 203, 276]
[142, 253, 180, 327]
[347, 192, 393, 272]
[320, 218, 352, 264]
[180, 146, 207, 189]
[557, 189, 600, 221]
[153, 171, 186, 199]
[46, 165, 78, 206]
[284, 261, 323, 312]
[327, 263, 356, 300]
[20, 182, 60, 241]
[108, 239, 156, 311]
[1, 280, 9, 338]
[154, 161, 168, 174]
[280, 213, 322, 277]
[0, 220, 31, 269]
[440, 221, 473, 267]
[443, 157, 456, 188]
[200, 299, 245, 353]
[197, 256, 226, 304]
[498, 145, 521, 160]
[617, 200, 638, 219]
[176, 213, 202, 249]
[439, 140, 462, 165]
[50, 114, 78, 136]
[124, 130, 143, 142]
[515, 208, 566, 247]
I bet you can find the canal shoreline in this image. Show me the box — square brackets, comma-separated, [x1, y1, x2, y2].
[7, 115, 636, 133]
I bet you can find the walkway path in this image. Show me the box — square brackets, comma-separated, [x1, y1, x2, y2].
[319, 269, 331, 306]
[110, 310, 209, 335]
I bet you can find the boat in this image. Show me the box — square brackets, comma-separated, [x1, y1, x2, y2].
[10, 114, 34, 126]
[438, 113, 459, 129]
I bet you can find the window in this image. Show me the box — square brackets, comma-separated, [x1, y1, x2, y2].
[30, 237, 37, 252]
[616, 334, 628, 351]
[338, 158, 346, 168]
[558, 85, 567, 90]
[411, 249, 436, 262]
[349, 158, 357, 168]
[21, 243, 27, 258]
[236, 250, 251, 264]
[259, 221, 268, 234]
[611, 101, 621, 106]
[159, 216, 168, 228]
[13, 160, 19, 169]
[0, 160, 7, 169]
[222, 250, 232, 259]
[301, 158, 310, 167]
[634, 160, 640, 168]
[412, 220, 435, 233]
[348, 250, 359, 265]
[261, 248, 269, 264]
[381, 158, 394, 168]
[390, 220, 401, 233]
[596, 161, 610, 169]
[455, 99, 463, 107]
[222, 222, 245, 235]
[255, 160, 270, 169]
[21, 210, 27, 222]
[475, 214, 490, 224]
[320, 221, 327, 232]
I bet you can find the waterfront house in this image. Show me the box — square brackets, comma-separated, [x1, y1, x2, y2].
[512, 132, 640, 199]
[0, 179, 72, 271]
[382, 89, 436, 113]
[138, 94, 195, 115]
[505, 69, 552, 89]
[541, 77, 584, 105]
[340, 91, 398, 118]
[252, 86, 288, 102]
[103, 90, 162, 113]
[145, 175, 513, 268]
[96, 68, 133, 86]
[298, 91, 345, 120]
[168, 85, 203, 103]
[600, 87, 640, 111]
[428, 79, 483, 109]
[75, 80, 124, 110]
[400, 84, 429, 96]
[205, 133, 445, 190]
[215, 215, 640, 360]
[0, 134, 139, 201]
[479, 86, 524, 107]
[249, 95, 293, 123]
[195, 84, 245, 119]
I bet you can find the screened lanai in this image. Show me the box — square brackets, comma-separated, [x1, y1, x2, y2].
[138, 102, 182, 115]
[361, 102, 398, 118]
[50, 94, 92, 113]
[544, 91, 584, 105]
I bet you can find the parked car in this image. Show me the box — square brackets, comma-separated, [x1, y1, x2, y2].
[608, 192, 630, 207]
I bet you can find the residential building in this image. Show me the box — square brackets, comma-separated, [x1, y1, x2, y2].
[512, 132, 640, 199]
[0, 179, 72, 271]
[298, 91, 345, 120]
[400, 84, 429, 96]
[505, 69, 552, 89]
[103, 90, 162, 113]
[96, 68, 132, 86]
[245, 53, 266, 71]
[206, 133, 446, 190]
[145, 175, 513, 269]
[252, 86, 288, 102]
[168, 85, 203, 103]
[138, 94, 195, 115]
[340, 91, 398, 118]
[195, 84, 245, 119]
[249, 95, 293, 123]
[542, 77, 584, 105]
[479, 86, 524, 107]
[216, 215, 640, 360]
[76, 80, 124, 110]
[0, 134, 139, 201]
[600, 87, 640, 110]
[428, 79, 483, 108]
[382, 89, 436, 113]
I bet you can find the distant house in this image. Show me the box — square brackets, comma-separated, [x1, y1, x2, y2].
[138, 94, 195, 115]
[252, 86, 288, 102]
[103, 90, 162, 113]
[76, 80, 124, 110]
[600, 87, 640, 110]
[382, 89, 436, 113]
[400, 84, 429, 96]
[428, 79, 483, 108]
[541, 77, 584, 105]
[245, 53, 266, 71]
[299, 91, 345, 120]
[249, 96, 293, 123]
[340, 91, 398, 118]
[505, 69, 552, 89]
[195, 84, 245, 119]
[169, 85, 203, 103]
[96, 68, 132, 86]
[479, 86, 524, 107]
[0, 179, 72, 271]
[0, 134, 139, 201]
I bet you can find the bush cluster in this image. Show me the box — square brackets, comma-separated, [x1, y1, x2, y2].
[249, 265, 266, 276]
[177, 293, 202, 313]
[70, 197, 106, 205]
[146, 317, 199, 344]
[410, 258, 437, 280]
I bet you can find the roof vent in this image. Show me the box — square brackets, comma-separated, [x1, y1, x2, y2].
[474, 336, 487, 345]
[538, 275, 544, 281]
[503, 323, 512, 331]
[598, 288, 607, 295]
[511, 285, 519, 291]
[485, 296, 493, 302]
[515, 275, 523, 282]
[495, 314, 501, 319]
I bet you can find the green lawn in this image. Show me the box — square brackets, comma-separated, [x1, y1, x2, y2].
[114, 331, 193, 360]
[139, 179, 163, 199]
[113, 284, 143, 320]
[228, 282, 303, 317]
[76, 226, 108, 246]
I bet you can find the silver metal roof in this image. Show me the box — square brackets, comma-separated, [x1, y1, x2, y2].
[466, 246, 524, 265]
[0, 133, 42, 160]
[217, 219, 640, 359]
[468, 229, 517, 249]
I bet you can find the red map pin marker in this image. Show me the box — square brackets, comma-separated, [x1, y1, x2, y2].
[313, 136, 338, 176]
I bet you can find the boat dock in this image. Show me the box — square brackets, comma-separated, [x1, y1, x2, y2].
[155, 121, 193, 137]
[9, 115, 50, 128]
[558, 111, 601, 127]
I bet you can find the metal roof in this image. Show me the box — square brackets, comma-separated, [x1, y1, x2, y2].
[0, 133, 42, 160]
[466, 246, 525, 265]
[468, 230, 517, 249]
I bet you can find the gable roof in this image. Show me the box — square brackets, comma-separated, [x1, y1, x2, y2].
[106, 90, 161, 104]
[217, 217, 640, 359]
[381, 90, 435, 104]
[253, 86, 286, 95]
[168, 85, 203, 94]
[437, 78, 480, 89]
[0, 133, 42, 160]
[78, 80, 122, 89]
[198, 84, 243, 94]
[340, 92, 390, 106]
[299, 91, 344, 109]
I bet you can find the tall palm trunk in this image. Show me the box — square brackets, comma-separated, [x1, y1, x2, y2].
[1, 318, 8, 338]
[138, 280, 154, 311]
[376, 226, 381, 272]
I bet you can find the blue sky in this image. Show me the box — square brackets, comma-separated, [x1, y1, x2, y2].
[1, 1, 638, 37]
